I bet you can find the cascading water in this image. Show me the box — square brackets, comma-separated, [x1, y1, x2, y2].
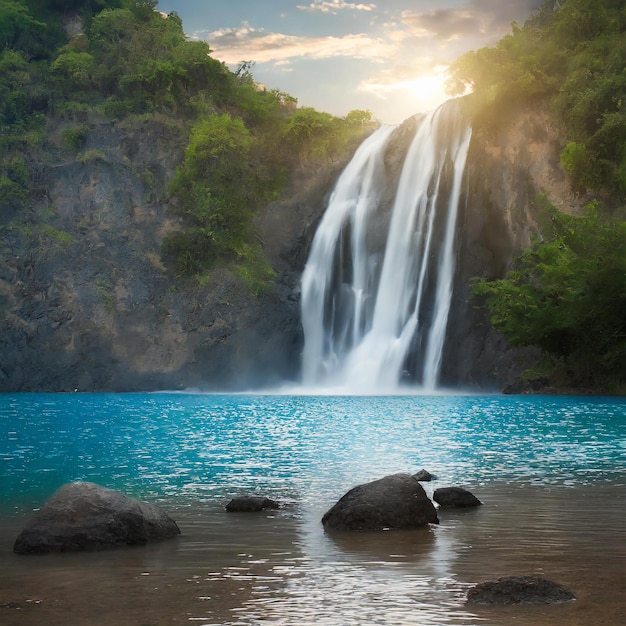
[301, 100, 472, 392]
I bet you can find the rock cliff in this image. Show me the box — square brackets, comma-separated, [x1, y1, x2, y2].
[0, 113, 354, 391]
[442, 106, 582, 389]
[0, 104, 577, 391]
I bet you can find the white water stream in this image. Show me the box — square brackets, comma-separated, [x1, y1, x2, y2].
[301, 101, 472, 391]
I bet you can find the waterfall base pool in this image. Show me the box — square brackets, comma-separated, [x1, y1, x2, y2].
[1, 393, 625, 625]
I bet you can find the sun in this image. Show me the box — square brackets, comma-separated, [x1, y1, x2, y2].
[407, 68, 449, 112]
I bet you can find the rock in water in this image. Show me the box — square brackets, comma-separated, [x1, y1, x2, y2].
[412, 469, 436, 481]
[13, 482, 180, 554]
[433, 486, 482, 507]
[467, 576, 575, 605]
[322, 473, 439, 531]
[225, 496, 280, 512]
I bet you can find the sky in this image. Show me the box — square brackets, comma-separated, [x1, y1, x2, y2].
[156, 0, 544, 124]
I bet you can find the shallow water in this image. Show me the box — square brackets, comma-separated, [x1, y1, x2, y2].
[1, 393, 625, 625]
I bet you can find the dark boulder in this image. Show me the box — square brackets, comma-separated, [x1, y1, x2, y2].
[433, 486, 482, 507]
[225, 496, 280, 512]
[467, 575, 575, 605]
[322, 473, 439, 532]
[13, 482, 180, 554]
[412, 469, 436, 481]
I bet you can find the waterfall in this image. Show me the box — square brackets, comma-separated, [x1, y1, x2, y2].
[301, 100, 472, 392]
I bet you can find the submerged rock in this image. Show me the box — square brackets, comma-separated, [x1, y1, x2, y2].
[13, 482, 180, 554]
[322, 473, 439, 532]
[433, 486, 482, 507]
[225, 496, 280, 512]
[467, 575, 575, 605]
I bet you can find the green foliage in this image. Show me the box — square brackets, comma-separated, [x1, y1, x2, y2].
[0, 0, 45, 53]
[164, 96, 372, 278]
[447, 0, 626, 197]
[0, 175, 29, 214]
[344, 109, 374, 126]
[37, 224, 74, 247]
[446, 16, 559, 125]
[0, 49, 36, 127]
[85, 7, 235, 114]
[3, 215, 74, 258]
[0, 42, 49, 173]
[77, 148, 106, 162]
[165, 113, 256, 270]
[51, 49, 95, 93]
[0, 154, 30, 216]
[472, 202, 626, 390]
[1, 154, 28, 188]
[231, 242, 277, 296]
[0, 0, 372, 296]
[282, 107, 338, 164]
[61, 122, 90, 151]
[560, 141, 600, 190]
[182, 114, 253, 177]
[454, 0, 626, 390]
[95, 276, 115, 314]
[281, 107, 373, 165]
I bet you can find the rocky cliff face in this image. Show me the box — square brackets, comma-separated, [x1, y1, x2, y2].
[0, 105, 576, 392]
[443, 107, 581, 389]
[0, 114, 355, 391]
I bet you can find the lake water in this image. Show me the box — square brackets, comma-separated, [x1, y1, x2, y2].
[1, 392, 625, 625]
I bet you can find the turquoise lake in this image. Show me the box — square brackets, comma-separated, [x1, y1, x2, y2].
[1, 392, 625, 625]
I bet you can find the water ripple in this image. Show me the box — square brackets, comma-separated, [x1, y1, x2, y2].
[0, 393, 625, 625]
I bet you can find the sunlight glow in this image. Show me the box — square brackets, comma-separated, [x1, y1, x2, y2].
[359, 66, 450, 123]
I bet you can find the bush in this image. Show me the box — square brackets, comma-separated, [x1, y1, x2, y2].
[560, 141, 599, 191]
[472, 202, 626, 389]
[61, 123, 90, 151]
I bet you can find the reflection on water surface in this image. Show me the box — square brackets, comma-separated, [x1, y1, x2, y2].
[0, 393, 624, 625]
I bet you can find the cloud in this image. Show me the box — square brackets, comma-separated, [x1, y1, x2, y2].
[194, 1, 545, 69]
[274, 60, 294, 72]
[297, 0, 376, 14]
[400, 0, 544, 43]
[204, 23, 393, 65]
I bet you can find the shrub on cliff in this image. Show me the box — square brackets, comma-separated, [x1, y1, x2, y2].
[165, 114, 257, 271]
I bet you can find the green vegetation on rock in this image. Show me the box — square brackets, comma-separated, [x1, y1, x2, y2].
[471, 201, 626, 391]
[447, 0, 626, 198]
[0, 0, 375, 293]
[453, 0, 626, 392]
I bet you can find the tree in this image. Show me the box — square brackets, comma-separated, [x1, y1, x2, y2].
[344, 109, 374, 126]
[50, 49, 95, 92]
[0, 0, 45, 51]
[165, 114, 255, 269]
[471, 203, 626, 389]
[281, 107, 344, 164]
